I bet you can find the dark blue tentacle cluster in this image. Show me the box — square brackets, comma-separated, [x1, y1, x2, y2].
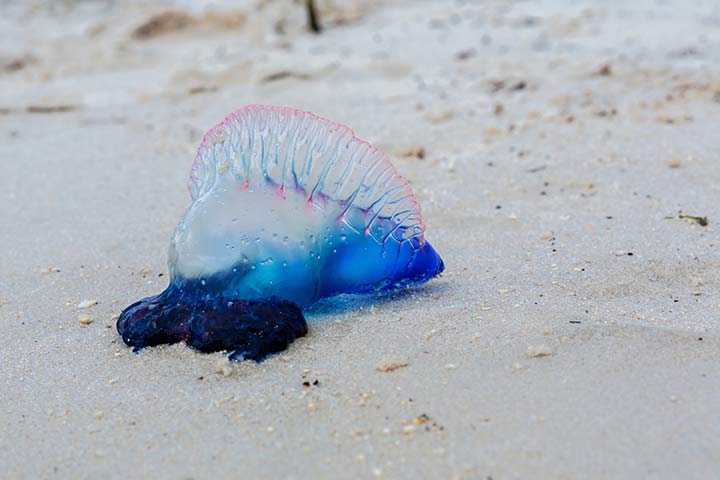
[117, 281, 307, 362]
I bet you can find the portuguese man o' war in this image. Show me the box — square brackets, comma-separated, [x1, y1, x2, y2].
[118, 105, 444, 361]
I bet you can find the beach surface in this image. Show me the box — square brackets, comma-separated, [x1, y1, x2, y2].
[1, 0, 719, 478]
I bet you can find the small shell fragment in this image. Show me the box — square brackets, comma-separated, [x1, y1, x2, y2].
[527, 345, 554, 358]
[376, 357, 409, 372]
[77, 299, 98, 309]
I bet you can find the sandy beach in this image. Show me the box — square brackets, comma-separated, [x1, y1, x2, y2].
[1, 0, 719, 478]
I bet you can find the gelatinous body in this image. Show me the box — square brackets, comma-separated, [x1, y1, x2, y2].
[118, 105, 444, 361]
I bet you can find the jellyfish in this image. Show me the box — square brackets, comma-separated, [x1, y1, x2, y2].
[118, 105, 444, 361]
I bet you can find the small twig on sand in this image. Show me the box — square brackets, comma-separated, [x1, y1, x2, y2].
[305, 0, 322, 33]
[678, 214, 708, 226]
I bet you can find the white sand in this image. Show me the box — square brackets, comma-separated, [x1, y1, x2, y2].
[1, 0, 719, 478]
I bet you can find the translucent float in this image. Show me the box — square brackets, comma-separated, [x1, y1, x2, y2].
[118, 105, 444, 361]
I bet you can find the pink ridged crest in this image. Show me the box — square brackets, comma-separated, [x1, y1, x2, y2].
[188, 105, 426, 245]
